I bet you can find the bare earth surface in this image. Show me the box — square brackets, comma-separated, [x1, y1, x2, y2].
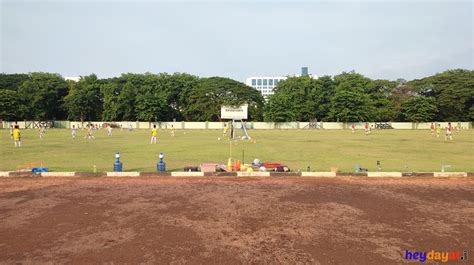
[0, 177, 473, 264]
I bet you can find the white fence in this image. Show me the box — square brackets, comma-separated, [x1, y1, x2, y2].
[1, 121, 472, 130]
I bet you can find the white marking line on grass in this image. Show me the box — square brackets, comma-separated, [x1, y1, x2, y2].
[106, 172, 140, 177]
[237, 172, 270, 177]
[301, 172, 336, 177]
[41, 172, 77, 177]
[0, 172, 11, 177]
[367, 172, 402, 177]
[433, 172, 467, 178]
[171, 172, 204, 177]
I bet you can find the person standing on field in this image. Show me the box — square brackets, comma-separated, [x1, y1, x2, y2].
[351, 123, 355, 133]
[107, 124, 113, 136]
[364, 122, 369, 135]
[13, 125, 21, 147]
[39, 126, 46, 139]
[430, 122, 435, 136]
[86, 124, 94, 140]
[151, 125, 158, 144]
[72, 125, 77, 140]
[445, 122, 453, 141]
[223, 123, 229, 137]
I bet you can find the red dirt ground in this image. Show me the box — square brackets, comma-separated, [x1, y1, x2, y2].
[0, 177, 473, 264]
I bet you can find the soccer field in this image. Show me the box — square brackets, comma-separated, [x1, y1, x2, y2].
[1, 128, 473, 172]
[1, 177, 473, 264]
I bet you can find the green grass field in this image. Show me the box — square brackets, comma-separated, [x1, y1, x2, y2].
[1, 128, 473, 172]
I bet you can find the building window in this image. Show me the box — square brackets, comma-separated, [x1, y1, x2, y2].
[269, 79, 273, 86]
[257, 79, 262, 85]
[263, 79, 267, 86]
[274, 79, 279, 85]
[252, 79, 256, 86]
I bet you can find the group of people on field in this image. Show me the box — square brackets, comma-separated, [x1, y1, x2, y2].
[8, 121, 460, 148]
[70, 123, 113, 140]
[10, 124, 46, 147]
[430, 122, 457, 141]
[350, 122, 372, 135]
[349, 122, 458, 141]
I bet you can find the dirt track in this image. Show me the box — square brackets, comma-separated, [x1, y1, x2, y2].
[0, 177, 473, 264]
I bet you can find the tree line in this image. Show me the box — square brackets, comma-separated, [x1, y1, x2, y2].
[0, 69, 472, 122]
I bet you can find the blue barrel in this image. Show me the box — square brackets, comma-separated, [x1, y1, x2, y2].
[114, 160, 123, 172]
[157, 161, 166, 172]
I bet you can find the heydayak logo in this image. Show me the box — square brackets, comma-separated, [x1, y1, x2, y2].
[404, 250, 468, 263]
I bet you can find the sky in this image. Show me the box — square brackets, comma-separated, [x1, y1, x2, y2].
[1, 0, 473, 82]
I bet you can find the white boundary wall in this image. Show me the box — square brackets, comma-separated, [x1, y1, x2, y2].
[391, 122, 413, 129]
[183, 122, 207, 129]
[2, 121, 472, 130]
[208, 122, 224, 129]
[322, 122, 344, 129]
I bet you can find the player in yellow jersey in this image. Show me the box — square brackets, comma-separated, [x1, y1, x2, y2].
[85, 124, 94, 140]
[13, 125, 21, 147]
[223, 123, 229, 137]
[151, 125, 157, 144]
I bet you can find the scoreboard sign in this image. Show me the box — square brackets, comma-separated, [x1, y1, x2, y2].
[220, 104, 248, 120]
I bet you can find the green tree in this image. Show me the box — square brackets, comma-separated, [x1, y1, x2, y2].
[329, 89, 373, 122]
[129, 73, 170, 121]
[135, 91, 167, 121]
[313, 76, 335, 121]
[409, 69, 474, 121]
[64, 75, 103, 121]
[0, 89, 24, 120]
[184, 77, 264, 121]
[388, 79, 417, 121]
[263, 93, 298, 122]
[117, 82, 137, 121]
[333, 71, 371, 92]
[100, 73, 200, 121]
[0, 73, 30, 90]
[329, 72, 374, 122]
[166, 73, 200, 121]
[366, 79, 398, 121]
[264, 76, 334, 122]
[265, 76, 315, 121]
[400, 96, 438, 122]
[18, 72, 68, 120]
[101, 80, 121, 121]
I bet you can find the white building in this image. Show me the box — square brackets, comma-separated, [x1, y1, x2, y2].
[245, 76, 287, 98]
[246, 67, 317, 99]
[64, 76, 80, 82]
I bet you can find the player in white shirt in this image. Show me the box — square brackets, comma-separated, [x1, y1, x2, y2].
[72, 125, 77, 139]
